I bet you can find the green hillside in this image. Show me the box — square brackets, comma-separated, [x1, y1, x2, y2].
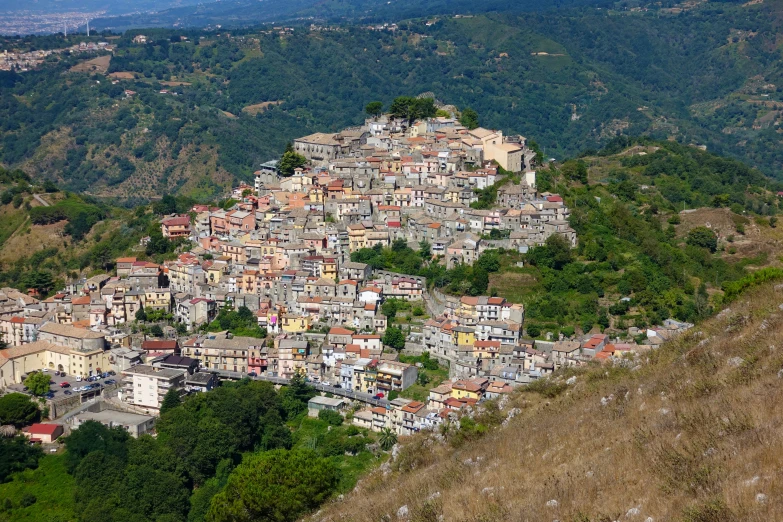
[3, 1, 783, 195]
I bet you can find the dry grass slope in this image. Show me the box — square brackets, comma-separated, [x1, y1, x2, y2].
[312, 282, 783, 522]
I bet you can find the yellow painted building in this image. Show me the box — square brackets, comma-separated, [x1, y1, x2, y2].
[281, 314, 311, 333]
[451, 379, 482, 401]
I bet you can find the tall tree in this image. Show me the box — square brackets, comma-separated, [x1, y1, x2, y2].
[24, 271, 54, 297]
[206, 449, 338, 522]
[0, 436, 42, 482]
[0, 393, 40, 427]
[459, 107, 479, 129]
[382, 326, 405, 351]
[278, 143, 307, 177]
[159, 388, 182, 415]
[63, 420, 130, 473]
[365, 101, 383, 119]
[23, 372, 51, 397]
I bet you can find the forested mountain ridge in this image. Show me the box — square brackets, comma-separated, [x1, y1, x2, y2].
[2, 1, 783, 198]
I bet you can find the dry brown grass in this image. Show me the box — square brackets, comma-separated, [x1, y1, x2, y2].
[311, 283, 783, 522]
[108, 71, 135, 80]
[241, 100, 283, 115]
[69, 55, 111, 74]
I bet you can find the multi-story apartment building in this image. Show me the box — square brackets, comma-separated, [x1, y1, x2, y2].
[121, 365, 186, 412]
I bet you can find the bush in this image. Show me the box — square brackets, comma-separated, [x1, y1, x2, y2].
[317, 409, 344, 426]
[19, 493, 36, 508]
[686, 226, 717, 253]
[525, 378, 568, 399]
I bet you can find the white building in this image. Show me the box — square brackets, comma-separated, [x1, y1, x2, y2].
[120, 364, 186, 413]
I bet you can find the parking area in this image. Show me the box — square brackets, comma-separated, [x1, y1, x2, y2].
[7, 369, 119, 400]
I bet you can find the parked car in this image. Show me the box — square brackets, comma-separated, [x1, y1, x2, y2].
[63, 390, 73, 396]
[104, 379, 116, 385]
[108, 371, 116, 376]
[101, 372, 109, 378]
[333, 383, 342, 389]
[76, 376, 82, 382]
[41, 368, 48, 372]
[59, 382, 70, 388]
[45, 392, 55, 399]
[248, 371, 257, 377]
[373, 393, 384, 400]
[22, 386, 29, 392]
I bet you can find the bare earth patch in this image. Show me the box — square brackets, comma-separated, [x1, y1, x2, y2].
[241, 100, 283, 115]
[69, 55, 111, 74]
[108, 71, 135, 80]
[161, 80, 192, 86]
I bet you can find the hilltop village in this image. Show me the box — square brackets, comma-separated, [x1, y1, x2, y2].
[0, 113, 691, 437]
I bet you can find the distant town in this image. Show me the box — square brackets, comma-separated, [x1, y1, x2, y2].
[0, 41, 113, 72]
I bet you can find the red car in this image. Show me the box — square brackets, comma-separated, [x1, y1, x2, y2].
[59, 382, 70, 388]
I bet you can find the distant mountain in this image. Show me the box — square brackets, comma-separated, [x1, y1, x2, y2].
[88, 0, 611, 32]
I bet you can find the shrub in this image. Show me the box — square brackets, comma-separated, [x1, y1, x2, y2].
[317, 409, 344, 426]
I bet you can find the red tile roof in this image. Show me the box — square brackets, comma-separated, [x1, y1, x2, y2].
[24, 423, 61, 436]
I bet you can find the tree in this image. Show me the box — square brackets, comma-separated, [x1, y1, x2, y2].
[135, 306, 148, 322]
[206, 449, 338, 522]
[278, 143, 307, 177]
[365, 101, 383, 119]
[686, 226, 718, 253]
[23, 372, 51, 397]
[525, 324, 541, 338]
[159, 388, 181, 415]
[0, 393, 40, 427]
[150, 325, 164, 337]
[561, 160, 588, 184]
[0, 436, 42, 483]
[278, 372, 316, 419]
[459, 107, 479, 129]
[389, 96, 437, 127]
[381, 299, 399, 320]
[379, 428, 397, 451]
[153, 194, 178, 216]
[382, 326, 405, 351]
[121, 464, 191, 521]
[24, 271, 54, 297]
[63, 420, 130, 473]
[418, 240, 431, 259]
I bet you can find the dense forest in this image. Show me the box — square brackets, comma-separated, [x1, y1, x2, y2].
[2, 1, 783, 196]
[0, 376, 378, 522]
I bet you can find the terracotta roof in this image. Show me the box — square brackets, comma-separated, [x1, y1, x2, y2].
[329, 327, 353, 335]
[23, 423, 61, 436]
[141, 340, 178, 351]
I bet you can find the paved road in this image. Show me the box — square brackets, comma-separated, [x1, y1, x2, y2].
[213, 370, 390, 408]
[33, 194, 50, 207]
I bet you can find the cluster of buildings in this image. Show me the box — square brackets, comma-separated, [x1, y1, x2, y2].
[0, 115, 597, 436]
[0, 42, 112, 72]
